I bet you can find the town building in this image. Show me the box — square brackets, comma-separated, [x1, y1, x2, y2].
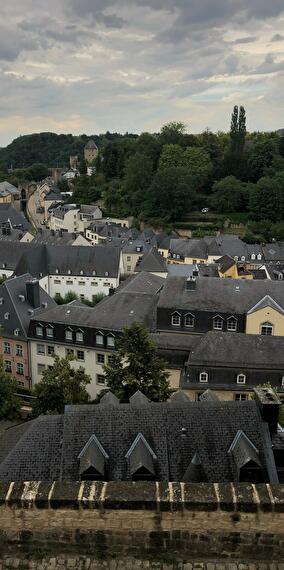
[84, 139, 98, 163]
[0, 181, 20, 206]
[49, 204, 102, 233]
[0, 387, 282, 483]
[0, 275, 56, 388]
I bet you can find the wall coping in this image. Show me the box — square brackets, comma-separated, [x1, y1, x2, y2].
[0, 481, 284, 513]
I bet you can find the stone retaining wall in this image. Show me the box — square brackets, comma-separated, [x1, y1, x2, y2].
[0, 482, 284, 561]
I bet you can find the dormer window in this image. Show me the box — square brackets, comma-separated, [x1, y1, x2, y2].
[257, 254, 262, 260]
[184, 313, 195, 328]
[234, 256, 238, 262]
[46, 326, 54, 338]
[80, 270, 84, 275]
[76, 330, 84, 343]
[199, 372, 208, 383]
[260, 322, 273, 336]
[227, 316, 237, 332]
[241, 256, 245, 262]
[96, 332, 104, 345]
[107, 335, 115, 348]
[125, 433, 157, 481]
[0, 298, 3, 305]
[237, 373, 246, 384]
[55, 268, 59, 274]
[251, 254, 256, 260]
[213, 315, 223, 330]
[68, 269, 72, 275]
[65, 328, 73, 341]
[92, 270, 96, 276]
[14, 329, 20, 336]
[171, 312, 181, 326]
[36, 325, 43, 337]
[105, 271, 109, 277]
[4, 312, 10, 320]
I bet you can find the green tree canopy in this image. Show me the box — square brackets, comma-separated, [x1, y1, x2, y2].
[159, 121, 187, 146]
[159, 144, 184, 169]
[0, 360, 21, 420]
[182, 147, 213, 186]
[210, 176, 245, 213]
[103, 322, 170, 402]
[32, 354, 91, 415]
[121, 153, 153, 216]
[249, 175, 284, 222]
[145, 166, 196, 221]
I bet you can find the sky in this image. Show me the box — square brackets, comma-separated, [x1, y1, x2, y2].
[0, 0, 284, 145]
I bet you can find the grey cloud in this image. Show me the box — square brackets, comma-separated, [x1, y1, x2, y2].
[254, 53, 284, 75]
[233, 36, 257, 44]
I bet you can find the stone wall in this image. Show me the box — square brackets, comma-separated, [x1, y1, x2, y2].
[0, 481, 284, 562]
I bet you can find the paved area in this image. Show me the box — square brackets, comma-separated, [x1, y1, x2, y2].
[26, 185, 45, 229]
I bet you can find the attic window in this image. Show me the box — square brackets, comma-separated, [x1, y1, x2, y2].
[0, 298, 3, 305]
[96, 333, 104, 345]
[68, 269, 72, 275]
[171, 312, 181, 327]
[92, 270, 96, 276]
[213, 315, 223, 330]
[105, 271, 109, 277]
[80, 270, 84, 275]
[55, 269, 59, 274]
[199, 372, 208, 383]
[241, 256, 245, 262]
[2, 263, 6, 269]
[78, 434, 109, 482]
[107, 335, 115, 348]
[125, 433, 157, 481]
[251, 254, 256, 260]
[46, 326, 54, 338]
[36, 325, 43, 337]
[184, 313, 194, 328]
[18, 294, 25, 302]
[257, 254, 262, 260]
[4, 312, 10, 320]
[260, 322, 273, 336]
[237, 373, 246, 384]
[227, 317, 237, 332]
[14, 329, 20, 336]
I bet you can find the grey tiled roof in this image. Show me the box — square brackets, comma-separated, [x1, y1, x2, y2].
[0, 397, 276, 483]
[135, 248, 168, 273]
[157, 275, 284, 313]
[187, 331, 284, 369]
[0, 204, 31, 231]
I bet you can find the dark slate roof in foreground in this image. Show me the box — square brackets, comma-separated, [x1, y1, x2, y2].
[187, 331, 284, 369]
[135, 248, 168, 273]
[0, 395, 276, 483]
[158, 275, 284, 313]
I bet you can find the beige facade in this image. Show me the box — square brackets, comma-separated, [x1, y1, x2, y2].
[183, 388, 252, 402]
[0, 338, 29, 388]
[29, 340, 113, 399]
[123, 252, 143, 274]
[246, 306, 284, 337]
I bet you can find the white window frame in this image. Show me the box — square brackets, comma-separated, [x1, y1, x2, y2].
[76, 331, 84, 343]
[46, 327, 54, 339]
[97, 374, 106, 385]
[227, 317, 237, 332]
[237, 373, 246, 384]
[171, 312, 181, 327]
[36, 325, 43, 337]
[107, 335, 115, 347]
[37, 344, 45, 355]
[97, 353, 105, 364]
[184, 313, 195, 328]
[96, 333, 104, 346]
[16, 363, 24, 375]
[260, 322, 273, 336]
[199, 372, 208, 383]
[213, 315, 223, 330]
[65, 329, 73, 341]
[16, 344, 23, 357]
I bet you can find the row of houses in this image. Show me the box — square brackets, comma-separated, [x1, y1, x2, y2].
[2, 271, 284, 402]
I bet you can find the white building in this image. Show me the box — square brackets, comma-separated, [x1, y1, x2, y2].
[49, 204, 102, 233]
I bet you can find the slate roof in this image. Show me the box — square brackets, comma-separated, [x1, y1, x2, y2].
[157, 275, 284, 313]
[262, 243, 284, 262]
[169, 238, 208, 259]
[0, 242, 36, 272]
[14, 244, 121, 278]
[217, 255, 235, 273]
[186, 331, 284, 369]
[0, 396, 277, 483]
[30, 272, 164, 333]
[44, 190, 62, 202]
[85, 139, 98, 149]
[0, 181, 19, 196]
[0, 274, 56, 341]
[52, 204, 78, 219]
[0, 204, 31, 231]
[31, 230, 77, 246]
[135, 248, 168, 274]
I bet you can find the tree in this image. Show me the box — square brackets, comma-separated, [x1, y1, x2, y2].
[0, 360, 21, 420]
[121, 153, 153, 216]
[103, 322, 170, 402]
[159, 144, 184, 169]
[230, 105, 246, 154]
[159, 122, 187, 146]
[145, 166, 196, 221]
[210, 176, 245, 213]
[249, 176, 284, 222]
[247, 140, 277, 181]
[182, 147, 213, 187]
[32, 354, 91, 415]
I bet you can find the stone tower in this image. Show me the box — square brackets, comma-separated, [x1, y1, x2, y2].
[84, 139, 98, 163]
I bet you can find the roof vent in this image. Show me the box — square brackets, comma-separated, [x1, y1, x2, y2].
[28, 309, 34, 316]
[18, 294, 25, 302]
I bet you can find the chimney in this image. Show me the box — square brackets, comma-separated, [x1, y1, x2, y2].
[186, 277, 196, 291]
[26, 279, 41, 309]
[254, 386, 281, 434]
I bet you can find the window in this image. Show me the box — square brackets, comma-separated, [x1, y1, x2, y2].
[65, 329, 73, 341]
[91, 282, 98, 286]
[80, 294, 85, 302]
[282, 377, 284, 387]
[16, 363, 24, 376]
[260, 322, 273, 336]
[54, 279, 61, 284]
[66, 348, 74, 357]
[227, 317, 237, 332]
[237, 373, 246, 384]
[66, 280, 73, 285]
[184, 313, 195, 328]
[4, 360, 11, 372]
[37, 363, 45, 375]
[107, 335, 115, 348]
[3, 342, 10, 354]
[97, 353, 105, 364]
[251, 254, 256, 260]
[46, 327, 54, 338]
[47, 345, 55, 356]
[257, 254, 262, 260]
[14, 329, 20, 337]
[241, 256, 245, 262]
[76, 331, 84, 343]
[234, 256, 238, 262]
[213, 316, 223, 330]
[97, 374, 106, 385]
[108, 354, 115, 365]
[235, 394, 248, 401]
[96, 333, 104, 345]
[36, 325, 43, 337]
[127, 266, 131, 272]
[79, 281, 85, 286]
[127, 256, 131, 261]
[37, 344, 45, 355]
[171, 312, 181, 327]
[16, 344, 23, 357]
[77, 350, 85, 361]
[199, 372, 208, 383]
[4, 312, 10, 320]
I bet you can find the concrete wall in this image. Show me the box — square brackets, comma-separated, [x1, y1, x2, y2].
[0, 481, 284, 562]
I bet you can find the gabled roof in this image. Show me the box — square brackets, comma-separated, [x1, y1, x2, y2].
[217, 255, 235, 273]
[85, 139, 98, 150]
[199, 389, 219, 402]
[135, 248, 168, 274]
[170, 391, 191, 404]
[228, 430, 263, 476]
[100, 392, 120, 407]
[247, 295, 284, 315]
[78, 434, 109, 477]
[125, 433, 157, 476]
[183, 453, 206, 483]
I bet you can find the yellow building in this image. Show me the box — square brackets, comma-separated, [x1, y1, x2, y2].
[246, 296, 284, 337]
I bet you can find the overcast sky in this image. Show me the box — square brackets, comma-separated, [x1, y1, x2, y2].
[0, 0, 284, 145]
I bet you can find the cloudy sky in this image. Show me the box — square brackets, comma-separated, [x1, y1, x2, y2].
[0, 0, 284, 145]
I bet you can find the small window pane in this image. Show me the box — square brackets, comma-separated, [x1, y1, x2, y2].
[171, 314, 181, 326]
[213, 317, 223, 330]
[77, 350, 85, 361]
[199, 372, 208, 383]
[107, 336, 115, 347]
[76, 331, 84, 343]
[65, 330, 73, 341]
[261, 323, 273, 336]
[36, 326, 43, 337]
[96, 334, 104, 345]
[37, 344, 45, 355]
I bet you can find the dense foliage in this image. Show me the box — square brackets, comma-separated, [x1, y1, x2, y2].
[0, 360, 21, 420]
[32, 354, 91, 415]
[103, 322, 171, 402]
